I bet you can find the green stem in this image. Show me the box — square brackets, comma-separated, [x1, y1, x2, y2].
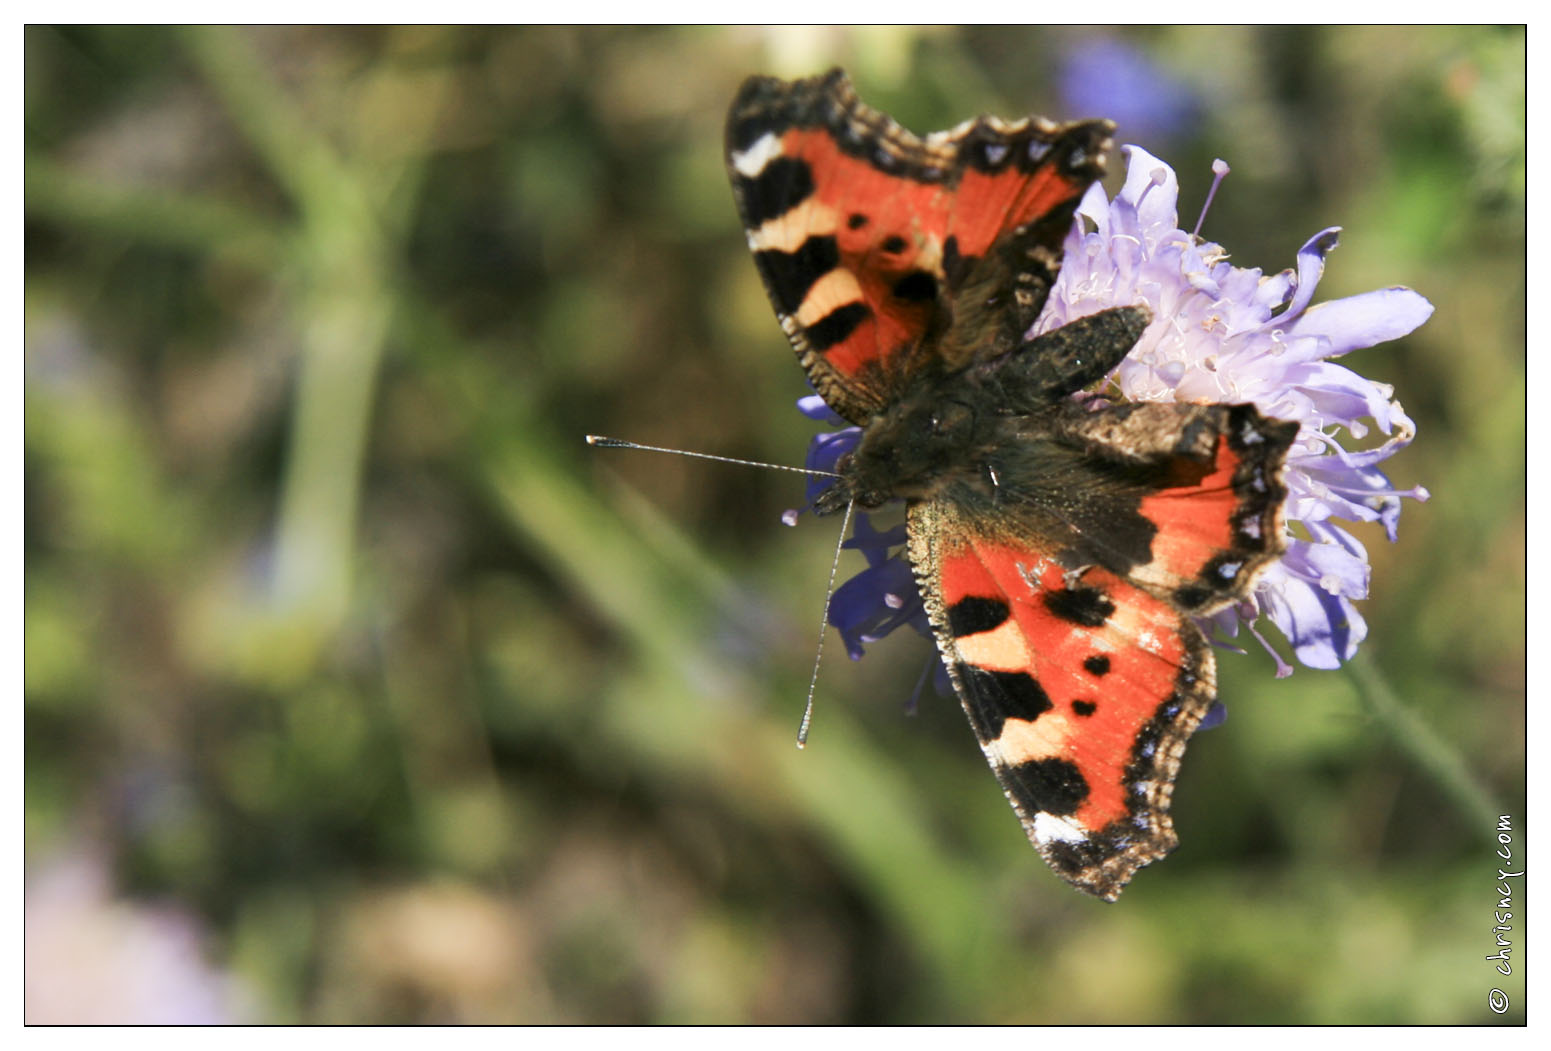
[178, 27, 408, 645]
[1345, 650, 1502, 840]
[176, 26, 361, 219]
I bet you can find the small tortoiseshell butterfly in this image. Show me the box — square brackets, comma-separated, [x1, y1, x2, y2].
[726, 69, 1298, 900]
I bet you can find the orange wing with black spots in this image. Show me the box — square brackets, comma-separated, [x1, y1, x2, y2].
[726, 68, 1113, 424]
[910, 505, 1214, 900]
[1050, 402, 1299, 612]
[907, 402, 1295, 900]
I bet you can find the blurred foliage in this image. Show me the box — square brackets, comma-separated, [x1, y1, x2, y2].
[24, 26, 1524, 1023]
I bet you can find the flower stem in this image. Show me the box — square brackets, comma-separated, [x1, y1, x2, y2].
[1344, 650, 1502, 842]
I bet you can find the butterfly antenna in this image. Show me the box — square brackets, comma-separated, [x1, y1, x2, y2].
[586, 435, 839, 479]
[589, 433, 850, 747]
[796, 495, 855, 749]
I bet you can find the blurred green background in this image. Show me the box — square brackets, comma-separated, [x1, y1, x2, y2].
[24, 26, 1524, 1024]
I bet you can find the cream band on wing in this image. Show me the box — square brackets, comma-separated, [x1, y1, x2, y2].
[794, 269, 865, 328]
[746, 198, 838, 254]
[988, 711, 1077, 768]
[952, 618, 1028, 673]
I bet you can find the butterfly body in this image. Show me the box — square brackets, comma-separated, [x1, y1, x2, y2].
[812, 304, 1150, 515]
[727, 69, 1297, 900]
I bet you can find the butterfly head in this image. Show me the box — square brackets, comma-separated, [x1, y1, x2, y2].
[813, 377, 1003, 516]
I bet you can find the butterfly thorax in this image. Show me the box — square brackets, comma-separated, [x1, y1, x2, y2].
[816, 369, 1044, 515]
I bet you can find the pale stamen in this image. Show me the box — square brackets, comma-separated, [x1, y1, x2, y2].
[1192, 159, 1231, 241]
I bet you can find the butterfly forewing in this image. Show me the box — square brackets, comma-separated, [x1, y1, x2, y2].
[726, 69, 1113, 424]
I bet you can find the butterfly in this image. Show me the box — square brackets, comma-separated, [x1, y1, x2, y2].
[725, 69, 1298, 900]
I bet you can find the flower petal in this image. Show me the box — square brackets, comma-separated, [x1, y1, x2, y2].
[844, 512, 908, 567]
[1117, 145, 1181, 231]
[1282, 360, 1399, 430]
[1257, 561, 1368, 669]
[828, 555, 929, 659]
[1276, 227, 1341, 325]
[1281, 287, 1435, 361]
[797, 394, 846, 424]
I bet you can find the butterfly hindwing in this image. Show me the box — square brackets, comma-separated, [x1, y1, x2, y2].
[908, 498, 1216, 901]
[726, 69, 1113, 424]
[904, 400, 1296, 899]
[1048, 401, 1299, 612]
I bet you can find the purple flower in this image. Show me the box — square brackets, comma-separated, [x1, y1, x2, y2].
[828, 545, 923, 659]
[796, 146, 1431, 679]
[789, 394, 859, 516]
[1040, 147, 1431, 670]
[25, 850, 252, 1023]
[1058, 37, 1200, 143]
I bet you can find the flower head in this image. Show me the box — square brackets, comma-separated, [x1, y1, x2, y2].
[1043, 147, 1431, 669]
[796, 147, 1431, 677]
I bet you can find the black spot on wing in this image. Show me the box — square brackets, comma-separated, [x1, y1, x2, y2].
[754, 236, 840, 316]
[726, 112, 775, 155]
[881, 234, 907, 254]
[734, 156, 815, 227]
[957, 663, 1051, 742]
[803, 301, 871, 353]
[1003, 757, 1089, 816]
[847, 212, 869, 229]
[1043, 586, 1115, 627]
[1083, 654, 1111, 677]
[891, 271, 938, 303]
[947, 596, 1010, 637]
[1172, 583, 1212, 611]
[942, 235, 970, 292]
[1071, 700, 1097, 717]
[1064, 503, 1156, 576]
[1226, 402, 1299, 455]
